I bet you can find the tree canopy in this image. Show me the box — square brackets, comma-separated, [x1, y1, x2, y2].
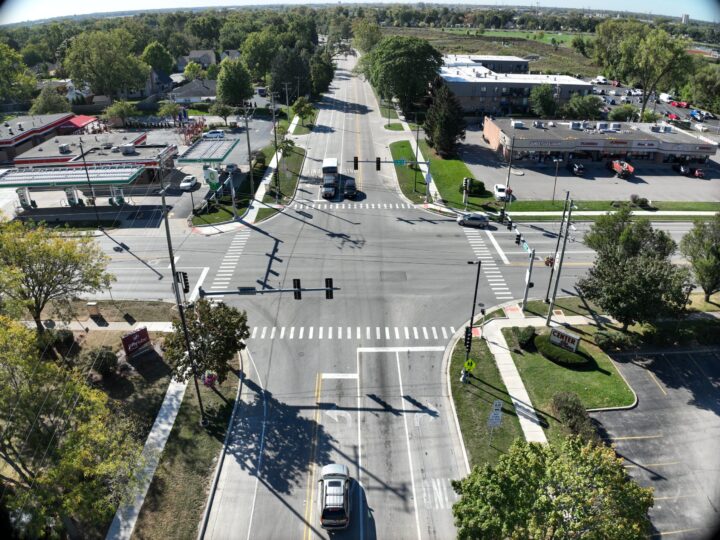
[141, 40, 174, 74]
[209, 101, 234, 125]
[452, 437, 654, 539]
[680, 213, 720, 302]
[241, 30, 279, 81]
[103, 100, 140, 127]
[292, 96, 314, 126]
[309, 48, 334, 96]
[351, 18, 382, 53]
[183, 61, 204, 81]
[561, 94, 604, 120]
[529, 84, 558, 118]
[216, 58, 253, 106]
[270, 47, 312, 102]
[0, 42, 37, 103]
[424, 81, 466, 157]
[29, 86, 71, 115]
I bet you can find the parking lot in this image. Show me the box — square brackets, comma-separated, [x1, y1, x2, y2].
[592, 348, 720, 539]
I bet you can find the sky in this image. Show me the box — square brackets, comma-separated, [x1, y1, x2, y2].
[0, 0, 719, 26]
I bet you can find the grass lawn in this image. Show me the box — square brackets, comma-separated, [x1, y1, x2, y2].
[262, 147, 306, 206]
[502, 326, 634, 445]
[255, 207, 279, 222]
[44, 299, 176, 322]
[292, 107, 319, 135]
[687, 291, 720, 312]
[524, 295, 601, 319]
[384, 123, 404, 131]
[133, 366, 238, 540]
[191, 167, 259, 226]
[191, 202, 237, 226]
[450, 336, 524, 466]
[444, 28, 593, 46]
[389, 141, 427, 204]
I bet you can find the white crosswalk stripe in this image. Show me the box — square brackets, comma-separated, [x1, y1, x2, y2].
[248, 325, 463, 341]
[291, 201, 414, 210]
[209, 231, 250, 291]
[462, 228, 514, 300]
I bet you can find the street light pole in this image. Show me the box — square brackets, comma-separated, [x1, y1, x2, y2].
[270, 92, 280, 204]
[466, 260, 482, 364]
[544, 191, 570, 303]
[243, 106, 255, 208]
[546, 199, 574, 326]
[413, 112, 420, 193]
[78, 140, 101, 229]
[552, 157, 561, 203]
[521, 248, 536, 311]
[501, 135, 515, 219]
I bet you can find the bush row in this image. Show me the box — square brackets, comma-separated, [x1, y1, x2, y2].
[550, 391, 599, 444]
[534, 333, 590, 366]
[594, 319, 720, 351]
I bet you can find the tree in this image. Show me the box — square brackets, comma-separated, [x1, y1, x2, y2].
[608, 104, 638, 121]
[163, 299, 249, 385]
[209, 101, 234, 126]
[561, 94, 603, 120]
[64, 29, 149, 98]
[183, 60, 204, 81]
[216, 58, 253, 106]
[571, 34, 588, 57]
[0, 221, 115, 333]
[158, 101, 181, 121]
[292, 96, 314, 126]
[310, 48, 334, 96]
[141, 40, 174, 74]
[352, 18, 382, 53]
[424, 83, 466, 157]
[529, 84, 558, 118]
[452, 437, 654, 539]
[103, 100, 140, 128]
[206, 63, 220, 80]
[0, 42, 36, 103]
[29, 86, 71, 115]
[686, 64, 720, 113]
[241, 30, 279, 80]
[0, 316, 140, 537]
[364, 36, 443, 111]
[680, 214, 720, 302]
[85, 346, 118, 378]
[593, 20, 650, 81]
[270, 48, 312, 102]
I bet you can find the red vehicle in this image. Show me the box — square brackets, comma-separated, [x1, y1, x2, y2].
[611, 80, 622, 87]
[607, 160, 635, 179]
[671, 101, 689, 108]
[667, 113, 680, 120]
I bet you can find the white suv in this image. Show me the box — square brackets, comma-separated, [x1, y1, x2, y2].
[203, 130, 225, 139]
[318, 464, 351, 530]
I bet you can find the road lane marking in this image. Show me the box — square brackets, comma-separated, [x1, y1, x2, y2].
[646, 370, 668, 396]
[245, 350, 267, 540]
[289, 327, 295, 339]
[413, 327, 419, 339]
[328, 326, 333, 339]
[251, 327, 258, 339]
[270, 327, 276, 339]
[358, 346, 445, 353]
[309, 326, 314, 339]
[357, 326, 361, 339]
[614, 434, 663, 441]
[376, 327, 381, 339]
[485, 230, 510, 264]
[385, 327, 390, 339]
[280, 327, 285, 339]
[303, 373, 322, 540]
[396, 352, 422, 540]
[299, 327, 304, 339]
[189, 267, 209, 302]
[422, 327, 428, 339]
[319, 326, 324, 339]
[338, 326, 342, 339]
[395, 327, 400, 339]
[322, 372, 359, 379]
[366, 327, 371, 340]
[441, 327, 448, 339]
[651, 528, 702, 537]
[432, 327, 438, 339]
[167, 255, 179, 269]
[261, 327, 267, 339]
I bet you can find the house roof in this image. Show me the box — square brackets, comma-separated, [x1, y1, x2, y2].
[189, 50, 217, 64]
[153, 69, 173, 85]
[171, 79, 217, 99]
[59, 115, 98, 130]
[221, 50, 241, 60]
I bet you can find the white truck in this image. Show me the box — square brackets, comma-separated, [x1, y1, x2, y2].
[659, 93, 674, 103]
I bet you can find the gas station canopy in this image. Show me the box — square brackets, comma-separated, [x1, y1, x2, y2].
[0, 166, 145, 188]
[177, 138, 239, 163]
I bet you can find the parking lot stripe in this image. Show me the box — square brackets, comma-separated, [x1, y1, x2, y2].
[652, 527, 702, 537]
[614, 434, 664, 441]
[646, 370, 668, 396]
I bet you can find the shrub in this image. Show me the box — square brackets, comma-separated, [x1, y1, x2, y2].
[192, 102, 211, 112]
[550, 392, 599, 444]
[637, 197, 649, 208]
[629, 193, 639, 204]
[516, 326, 536, 349]
[594, 330, 638, 351]
[53, 328, 76, 355]
[457, 178, 486, 196]
[84, 346, 118, 379]
[534, 333, 590, 366]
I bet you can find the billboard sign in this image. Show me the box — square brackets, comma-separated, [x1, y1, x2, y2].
[549, 327, 580, 352]
[121, 327, 152, 357]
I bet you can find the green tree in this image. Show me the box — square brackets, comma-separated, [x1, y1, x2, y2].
[216, 58, 253, 106]
[641, 110, 661, 122]
[241, 30, 279, 80]
[424, 82, 466, 157]
[218, 19, 251, 51]
[292, 96, 314, 126]
[680, 214, 720, 302]
[593, 20, 650, 80]
[0, 316, 140, 537]
[183, 60, 204, 81]
[158, 100, 181, 121]
[163, 299, 249, 385]
[103, 100, 140, 128]
[0, 42, 36, 102]
[571, 34, 588, 57]
[29, 85, 71, 115]
[364, 36, 443, 111]
[206, 63, 220, 80]
[141, 40, 174, 74]
[452, 437, 653, 539]
[310, 48, 334, 96]
[0, 221, 115, 333]
[529, 84, 558, 118]
[84, 345, 118, 378]
[209, 101, 234, 125]
[608, 104, 638, 121]
[270, 47, 311, 101]
[686, 64, 720, 113]
[64, 29, 150, 98]
[561, 94, 604, 120]
[352, 18, 382, 53]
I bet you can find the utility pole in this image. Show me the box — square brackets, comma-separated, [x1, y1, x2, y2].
[78, 140, 102, 229]
[413, 112, 420, 193]
[243, 106, 255, 207]
[500, 135, 515, 221]
[270, 91, 280, 204]
[546, 199, 574, 326]
[466, 260, 482, 365]
[295, 75, 300, 101]
[521, 248, 536, 311]
[544, 191, 570, 303]
[158, 165, 207, 425]
[552, 157, 561, 203]
[282, 82, 291, 119]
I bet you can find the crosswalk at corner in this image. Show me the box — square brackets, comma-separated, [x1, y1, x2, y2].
[462, 229, 514, 301]
[250, 325, 457, 342]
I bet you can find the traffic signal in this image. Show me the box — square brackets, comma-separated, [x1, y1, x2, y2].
[499, 208, 505, 223]
[528, 282, 534, 288]
[545, 256, 555, 267]
[464, 326, 472, 351]
[376, 157, 381, 171]
[506, 218, 513, 230]
[463, 177, 470, 192]
[515, 233, 521, 245]
[293, 278, 301, 300]
[177, 271, 190, 294]
[325, 278, 334, 299]
[353, 156, 358, 170]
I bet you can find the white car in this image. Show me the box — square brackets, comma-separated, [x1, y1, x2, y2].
[493, 184, 508, 201]
[179, 175, 197, 190]
[318, 464, 351, 530]
[203, 130, 225, 139]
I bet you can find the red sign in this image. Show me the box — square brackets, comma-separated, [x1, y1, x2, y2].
[121, 327, 151, 357]
[550, 328, 580, 352]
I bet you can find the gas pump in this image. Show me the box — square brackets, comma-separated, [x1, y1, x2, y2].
[109, 186, 125, 206]
[65, 187, 81, 207]
[16, 187, 35, 209]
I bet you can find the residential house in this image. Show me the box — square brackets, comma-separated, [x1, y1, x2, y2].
[176, 50, 218, 71]
[220, 50, 241, 62]
[169, 79, 217, 104]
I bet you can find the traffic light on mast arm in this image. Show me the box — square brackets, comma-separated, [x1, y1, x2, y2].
[464, 326, 472, 351]
[376, 157, 381, 171]
[354, 156, 358, 170]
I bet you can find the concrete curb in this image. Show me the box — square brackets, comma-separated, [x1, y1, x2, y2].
[443, 326, 471, 476]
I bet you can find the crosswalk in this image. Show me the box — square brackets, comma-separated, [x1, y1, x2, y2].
[208, 230, 250, 299]
[290, 202, 415, 210]
[463, 229, 514, 301]
[249, 325, 458, 341]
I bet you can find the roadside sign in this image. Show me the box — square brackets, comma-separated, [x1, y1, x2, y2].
[488, 410, 502, 428]
[492, 400, 503, 412]
[522, 241, 530, 252]
[393, 159, 406, 166]
[463, 358, 476, 372]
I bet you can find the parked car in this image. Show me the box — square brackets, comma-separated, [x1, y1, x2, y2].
[667, 113, 680, 120]
[493, 183, 508, 201]
[566, 162, 585, 176]
[611, 80, 622, 87]
[702, 111, 717, 120]
[607, 160, 634, 179]
[343, 178, 358, 200]
[179, 175, 197, 190]
[690, 110, 704, 122]
[456, 212, 490, 228]
[673, 163, 705, 178]
[317, 464, 351, 531]
[203, 130, 225, 139]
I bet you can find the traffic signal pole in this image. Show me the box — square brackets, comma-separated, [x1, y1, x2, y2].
[466, 260, 482, 365]
[546, 200, 574, 326]
[544, 191, 570, 303]
[521, 248, 536, 311]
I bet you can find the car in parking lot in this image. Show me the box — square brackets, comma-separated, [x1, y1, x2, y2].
[702, 111, 717, 120]
[667, 113, 680, 120]
[179, 175, 197, 190]
[456, 212, 490, 228]
[566, 161, 585, 176]
[673, 163, 705, 178]
[493, 183, 508, 201]
[317, 464, 351, 531]
[203, 130, 225, 139]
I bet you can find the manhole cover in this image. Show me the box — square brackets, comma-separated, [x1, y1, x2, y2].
[380, 271, 407, 282]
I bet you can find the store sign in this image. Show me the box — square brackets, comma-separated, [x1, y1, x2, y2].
[121, 327, 152, 357]
[549, 328, 580, 352]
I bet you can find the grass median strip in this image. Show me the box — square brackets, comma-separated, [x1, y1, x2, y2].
[292, 107, 319, 135]
[262, 146, 306, 206]
[450, 336, 523, 466]
[389, 141, 427, 204]
[384, 123, 404, 131]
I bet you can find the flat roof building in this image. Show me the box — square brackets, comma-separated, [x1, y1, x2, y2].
[440, 55, 591, 116]
[0, 113, 75, 164]
[483, 117, 718, 164]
